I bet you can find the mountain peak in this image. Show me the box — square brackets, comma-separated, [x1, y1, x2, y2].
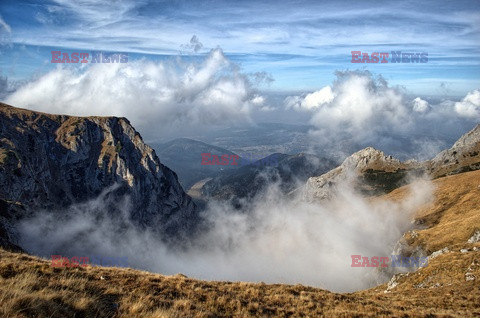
[342, 147, 404, 173]
[304, 147, 421, 201]
[0, 103, 198, 245]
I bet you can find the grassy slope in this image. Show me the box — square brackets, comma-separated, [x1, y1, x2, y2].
[1, 171, 480, 317]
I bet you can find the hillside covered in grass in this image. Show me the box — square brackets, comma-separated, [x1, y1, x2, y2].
[1, 170, 479, 317]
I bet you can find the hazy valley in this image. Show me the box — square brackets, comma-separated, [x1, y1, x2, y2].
[0, 102, 479, 317]
[1, 2, 479, 316]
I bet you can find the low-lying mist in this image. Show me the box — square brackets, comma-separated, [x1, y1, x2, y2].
[16, 174, 433, 292]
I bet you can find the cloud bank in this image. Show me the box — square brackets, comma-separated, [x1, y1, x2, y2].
[286, 70, 479, 160]
[5, 48, 265, 139]
[455, 89, 480, 118]
[17, 174, 433, 293]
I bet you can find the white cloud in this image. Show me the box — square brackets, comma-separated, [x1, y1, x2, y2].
[17, 170, 434, 293]
[455, 89, 480, 118]
[5, 49, 263, 139]
[287, 71, 410, 136]
[251, 95, 265, 105]
[412, 97, 430, 113]
[285, 71, 479, 159]
[285, 86, 334, 111]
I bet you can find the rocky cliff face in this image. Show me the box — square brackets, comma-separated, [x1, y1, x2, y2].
[0, 103, 198, 245]
[428, 124, 480, 178]
[0, 199, 24, 252]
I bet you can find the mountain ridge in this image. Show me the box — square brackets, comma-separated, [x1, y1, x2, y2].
[304, 124, 480, 201]
[0, 102, 198, 247]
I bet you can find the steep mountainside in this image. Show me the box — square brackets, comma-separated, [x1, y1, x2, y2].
[152, 138, 240, 189]
[0, 103, 197, 244]
[428, 124, 480, 178]
[0, 199, 24, 252]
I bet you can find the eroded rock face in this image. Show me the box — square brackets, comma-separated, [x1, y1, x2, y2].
[0, 199, 23, 252]
[0, 103, 198, 243]
[304, 147, 423, 201]
[429, 124, 480, 178]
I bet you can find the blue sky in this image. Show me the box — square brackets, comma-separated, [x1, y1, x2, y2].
[0, 0, 479, 150]
[1, 0, 480, 96]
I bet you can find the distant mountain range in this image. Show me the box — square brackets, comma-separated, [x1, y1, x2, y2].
[183, 121, 467, 163]
[196, 124, 480, 205]
[195, 122, 321, 158]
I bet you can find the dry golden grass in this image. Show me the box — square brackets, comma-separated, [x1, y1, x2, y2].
[1, 171, 480, 317]
[385, 170, 480, 254]
[4, 250, 478, 318]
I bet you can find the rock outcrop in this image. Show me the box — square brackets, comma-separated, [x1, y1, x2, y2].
[428, 124, 480, 178]
[304, 147, 423, 200]
[0, 103, 198, 246]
